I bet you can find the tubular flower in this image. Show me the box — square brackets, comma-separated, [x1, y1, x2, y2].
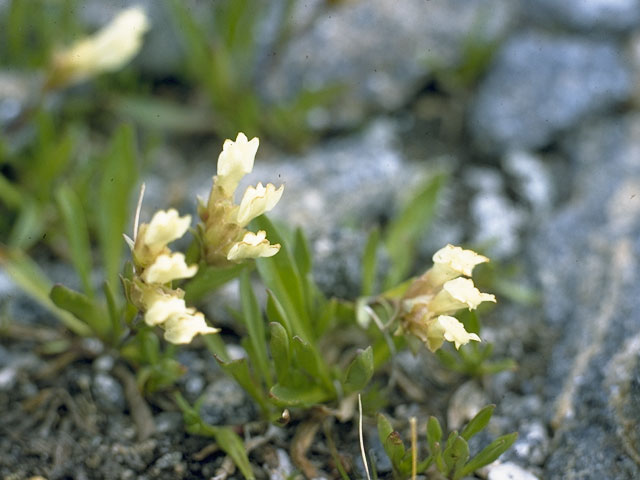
[133, 209, 192, 266]
[236, 182, 285, 227]
[141, 253, 198, 284]
[216, 133, 260, 197]
[125, 206, 218, 344]
[399, 245, 494, 352]
[163, 311, 220, 344]
[227, 230, 280, 261]
[47, 6, 149, 89]
[199, 133, 284, 266]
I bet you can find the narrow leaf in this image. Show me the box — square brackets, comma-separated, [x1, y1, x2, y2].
[50, 284, 109, 337]
[384, 174, 445, 288]
[184, 263, 245, 302]
[293, 227, 312, 276]
[269, 322, 291, 385]
[55, 185, 94, 296]
[239, 270, 272, 385]
[254, 216, 311, 341]
[0, 247, 90, 336]
[460, 404, 495, 441]
[265, 289, 292, 336]
[97, 124, 138, 290]
[209, 426, 255, 480]
[269, 383, 330, 407]
[460, 432, 518, 476]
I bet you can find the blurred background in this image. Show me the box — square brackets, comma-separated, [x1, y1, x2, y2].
[3, 1, 640, 479]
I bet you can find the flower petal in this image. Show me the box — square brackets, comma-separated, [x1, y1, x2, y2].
[216, 133, 259, 196]
[236, 182, 284, 226]
[226, 230, 280, 261]
[144, 295, 188, 326]
[436, 315, 481, 350]
[141, 252, 198, 284]
[140, 209, 192, 253]
[163, 311, 220, 344]
[428, 277, 496, 314]
[50, 7, 149, 87]
[424, 244, 490, 288]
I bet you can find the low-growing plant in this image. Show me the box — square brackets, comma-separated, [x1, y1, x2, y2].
[377, 406, 517, 480]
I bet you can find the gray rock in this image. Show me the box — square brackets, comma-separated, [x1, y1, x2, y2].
[92, 373, 126, 413]
[510, 421, 549, 466]
[263, 0, 516, 128]
[487, 462, 540, 480]
[470, 32, 631, 154]
[198, 377, 256, 426]
[465, 167, 526, 259]
[525, 0, 640, 32]
[531, 115, 640, 479]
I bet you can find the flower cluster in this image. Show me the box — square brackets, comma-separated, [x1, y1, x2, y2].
[399, 244, 495, 352]
[125, 209, 219, 344]
[47, 6, 150, 89]
[198, 133, 284, 266]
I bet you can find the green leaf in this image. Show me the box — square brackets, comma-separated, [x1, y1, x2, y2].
[293, 227, 312, 276]
[0, 247, 90, 336]
[103, 281, 122, 340]
[460, 404, 495, 441]
[269, 322, 291, 385]
[427, 416, 443, 451]
[265, 289, 292, 336]
[376, 413, 409, 475]
[97, 124, 138, 290]
[442, 431, 460, 474]
[202, 333, 230, 363]
[384, 174, 445, 288]
[361, 227, 380, 297]
[50, 284, 109, 338]
[184, 263, 246, 302]
[55, 185, 94, 296]
[254, 216, 311, 341]
[269, 383, 330, 407]
[448, 436, 470, 480]
[239, 270, 272, 385]
[343, 346, 374, 394]
[8, 199, 43, 249]
[460, 432, 518, 476]
[292, 336, 322, 379]
[209, 426, 255, 480]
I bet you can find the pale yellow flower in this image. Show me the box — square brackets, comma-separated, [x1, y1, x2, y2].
[49, 6, 149, 88]
[141, 252, 198, 284]
[139, 209, 192, 254]
[236, 182, 285, 226]
[425, 244, 489, 287]
[163, 311, 220, 344]
[226, 230, 280, 261]
[216, 133, 259, 196]
[144, 295, 188, 326]
[428, 277, 496, 314]
[436, 315, 481, 350]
